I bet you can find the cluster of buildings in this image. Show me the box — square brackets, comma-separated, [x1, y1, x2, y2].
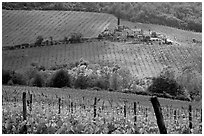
[98, 25, 173, 45]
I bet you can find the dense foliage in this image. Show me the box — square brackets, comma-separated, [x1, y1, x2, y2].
[3, 58, 201, 101]
[2, 2, 202, 32]
[2, 69, 13, 84]
[49, 69, 71, 88]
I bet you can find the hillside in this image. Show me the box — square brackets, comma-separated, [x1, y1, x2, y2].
[2, 40, 201, 79]
[2, 9, 202, 102]
[2, 2, 202, 32]
[2, 10, 201, 47]
[2, 10, 202, 78]
[2, 10, 116, 47]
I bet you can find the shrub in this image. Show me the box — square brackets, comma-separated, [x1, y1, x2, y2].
[22, 66, 39, 81]
[148, 76, 183, 97]
[176, 69, 202, 101]
[87, 75, 109, 90]
[109, 72, 122, 91]
[95, 77, 109, 90]
[69, 33, 83, 43]
[159, 66, 177, 80]
[30, 73, 45, 87]
[36, 70, 55, 87]
[129, 84, 146, 93]
[38, 65, 46, 71]
[117, 67, 133, 89]
[2, 69, 13, 84]
[63, 36, 69, 44]
[74, 74, 89, 89]
[49, 69, 71, 88]
[11, 72, 27, 85]
[35, 35, 43, 46]
[30, 62, 45, 71]
[7, 80, 14, 85]
[31, 62, 39, 67]
[68, 61, 80, 69]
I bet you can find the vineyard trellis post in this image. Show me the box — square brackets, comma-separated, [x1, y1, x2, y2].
[14, 96, 17, 107]
[71, 101, 73, 114]
[189, 105, 192, 133]
[174, 109, 177, 123]
[150, 96, 167, 134]
[94, 97, 97, 119]
[22, 92, 27, 121]
[68, 95, 71, 112]
[145, 108, 148, 122]
[30, 94, 32, 113]
[200, 109, 202, 130]
[61, 97, 63, 109]
[58, 98, 61, 114]
[83, 97, 85, 109]
[134, 102, 137, 125]
[124, 101, 127, 118]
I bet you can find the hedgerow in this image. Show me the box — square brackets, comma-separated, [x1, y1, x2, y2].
[30, 73, 45, 87]
[3, 58, 199, 101]
[11, 72, 27, 85]
[2, 69, 13, 84]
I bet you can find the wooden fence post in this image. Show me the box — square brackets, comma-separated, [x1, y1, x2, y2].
[68, 95, 70, 112]
[71, 101, 73, 114]
[14, 97, 17, 107]
[58, 98, 61, 114]
[200, 109, 202, 130]
[30, 94, 32, 113]
[61, 98, 63, 109]
[174, 109, 177, 123]
[189, 105, 192, 132]
[150, 96, 167, 134]
[195, 109, 198, 118]
[124, 101, 126, 118]
[102, 101, 105, 111]
[83, 97, 85, 109]
[22, 92, 27, 121]
[145, 108, 148, 122]
[94, 97, 97, 119]
[134, 102, 137, 125]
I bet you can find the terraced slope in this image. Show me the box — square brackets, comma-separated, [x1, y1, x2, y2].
[2, 10, 116, 46]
